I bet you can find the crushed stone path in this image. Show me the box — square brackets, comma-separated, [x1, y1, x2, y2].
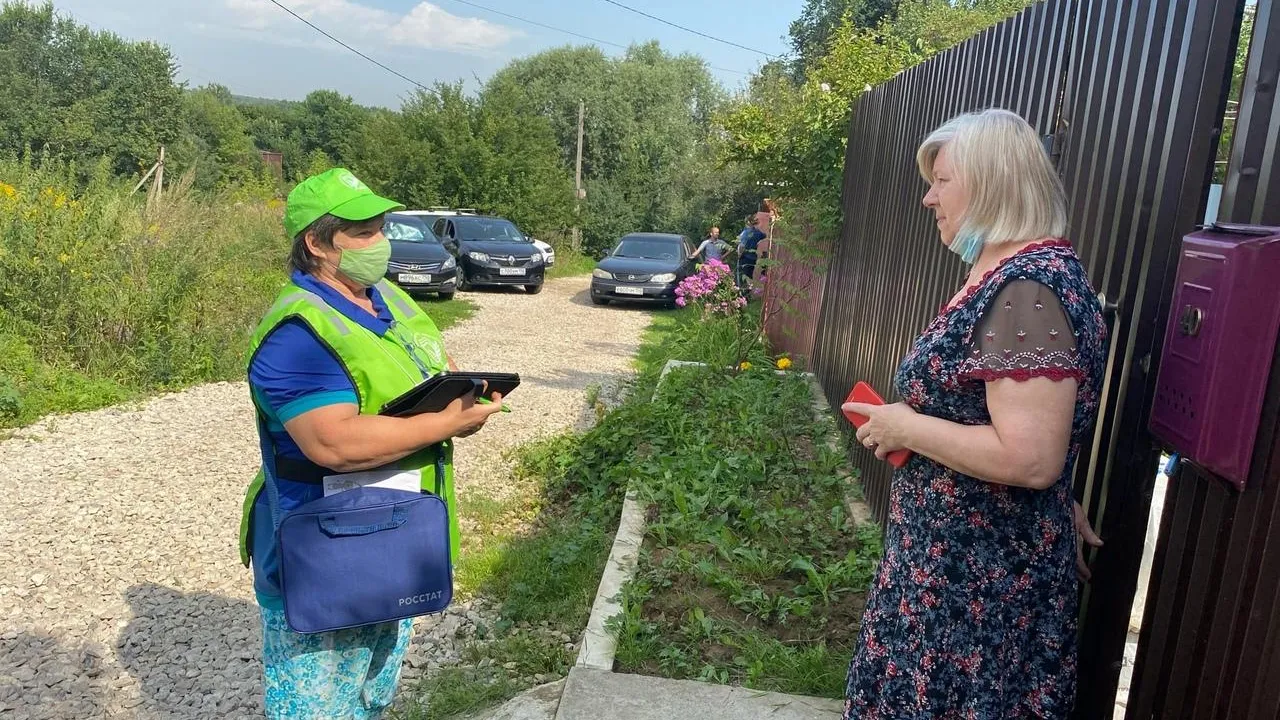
[0, 276, 650, 719]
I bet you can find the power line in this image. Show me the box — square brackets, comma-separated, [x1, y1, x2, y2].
[596, 0, 775, 59]
[265, 0, 432, 92]
[446, 0, 628, 50]
[442, 0, 752, 76]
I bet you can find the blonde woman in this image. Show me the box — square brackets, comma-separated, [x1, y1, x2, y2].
[840, 109, 1106, 718]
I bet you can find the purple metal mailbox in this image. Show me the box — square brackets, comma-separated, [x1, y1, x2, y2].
[1150, 223, 1280, 490]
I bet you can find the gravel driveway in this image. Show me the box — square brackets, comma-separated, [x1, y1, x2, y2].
[0, 276, 652, 719]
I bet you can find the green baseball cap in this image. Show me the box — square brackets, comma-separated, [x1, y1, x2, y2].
[284, 168, 405, 239]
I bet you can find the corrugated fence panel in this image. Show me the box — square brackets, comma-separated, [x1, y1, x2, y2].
[1126, 1, 1280, 717]
[1053, 0, 1241, 716]
[760, 232, 830, 364]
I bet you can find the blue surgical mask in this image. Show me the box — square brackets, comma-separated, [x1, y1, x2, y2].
[948, 229, 984, 265]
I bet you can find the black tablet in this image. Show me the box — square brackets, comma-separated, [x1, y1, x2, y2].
[378, 372, 521, 417]
[444, 371, 521, 400]
[379, 375, 475, 417]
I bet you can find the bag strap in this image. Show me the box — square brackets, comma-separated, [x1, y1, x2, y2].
[256, 411, 447, 532]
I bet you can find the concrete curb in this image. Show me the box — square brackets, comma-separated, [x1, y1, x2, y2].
[573, 360, 696, 671]
[574, 489, 647, 671]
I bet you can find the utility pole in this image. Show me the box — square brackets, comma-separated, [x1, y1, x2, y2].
[152, 145, 165, 207]
[134, 146, 166, 211]
[573, 99, 585, 252]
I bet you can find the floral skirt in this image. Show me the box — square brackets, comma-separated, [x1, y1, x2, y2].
[260, 606, 413, 720]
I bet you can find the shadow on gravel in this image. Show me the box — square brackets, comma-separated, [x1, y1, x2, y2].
[0, 630, 108, 719]
[567, 288, 676, 311]
[519, 367, 626, 394]
[118, 584, 263, 718]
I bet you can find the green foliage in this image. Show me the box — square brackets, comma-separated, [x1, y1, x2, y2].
[176, 85, 266, 190]
[0, 2, 187, 176]
[485, 42, 750, 254]
[609, 365, 878, 697]
[544, 248, 597, 280]
[788, 0, 898, 73]
[0, 159, 286, 426]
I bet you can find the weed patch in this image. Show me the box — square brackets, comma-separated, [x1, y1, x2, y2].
[611, 366, 880, 698]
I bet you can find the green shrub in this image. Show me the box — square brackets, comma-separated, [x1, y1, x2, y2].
[0, 159, 286, 425]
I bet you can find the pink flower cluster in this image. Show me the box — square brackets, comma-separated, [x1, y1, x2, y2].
[675, 259, 745, 315]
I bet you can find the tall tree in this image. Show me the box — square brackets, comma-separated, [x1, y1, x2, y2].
[0, 2, 186, 175]
[484, 42, 743, 252]
[176, 84, 262, 189]
[788, 0, 898, 72]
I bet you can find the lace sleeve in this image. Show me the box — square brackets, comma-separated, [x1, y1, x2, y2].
[960, 280, 1083, 383]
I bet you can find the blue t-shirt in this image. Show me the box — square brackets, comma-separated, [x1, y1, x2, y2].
[247, 271, 399, 608]
[738, 227, 766, 258]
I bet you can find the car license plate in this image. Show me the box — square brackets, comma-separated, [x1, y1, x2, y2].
[399, 273, 432, 283]
[499, 267, 526, 276]
[615, 286, 644, 296]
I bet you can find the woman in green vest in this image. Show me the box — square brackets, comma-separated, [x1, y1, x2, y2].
[240, 168, 503, 719]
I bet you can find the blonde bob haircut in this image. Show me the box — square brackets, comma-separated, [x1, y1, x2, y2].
[916, 108, 1068, 246]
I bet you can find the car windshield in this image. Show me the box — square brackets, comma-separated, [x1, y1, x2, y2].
[455, 217, 525, 242]
[384, 215, 441, 244]
[612, 237, 682, 260]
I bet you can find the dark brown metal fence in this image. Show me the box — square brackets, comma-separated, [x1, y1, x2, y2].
[761, 230, 830, 364]
[782, 0, 1261, 716]
[1126, 3, 1280, 718]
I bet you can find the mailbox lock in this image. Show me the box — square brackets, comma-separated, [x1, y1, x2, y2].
[1178, 305, 1204, 337]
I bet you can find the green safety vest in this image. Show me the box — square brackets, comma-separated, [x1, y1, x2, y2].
[238, 278, 457, 567]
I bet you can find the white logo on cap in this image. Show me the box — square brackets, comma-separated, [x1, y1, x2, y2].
[338, 171, 368, 191]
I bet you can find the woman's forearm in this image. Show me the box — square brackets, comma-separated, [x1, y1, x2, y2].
[902, 413, 1059, 489]
[298, 411, 463, 473]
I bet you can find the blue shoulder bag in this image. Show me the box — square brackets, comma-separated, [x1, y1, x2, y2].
[259, 420, 454, 634]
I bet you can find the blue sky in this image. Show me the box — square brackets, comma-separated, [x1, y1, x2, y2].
[49, 0, 804, 108]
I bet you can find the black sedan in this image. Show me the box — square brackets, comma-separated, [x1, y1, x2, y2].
[590, 233, 696, 307]
[433, 215, 545, 294]
[383, 213, 459, 299]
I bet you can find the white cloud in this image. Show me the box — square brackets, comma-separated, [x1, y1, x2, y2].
[221, 0, 518, 52]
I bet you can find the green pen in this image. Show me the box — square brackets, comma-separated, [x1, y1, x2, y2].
[476, 396, 512, 413]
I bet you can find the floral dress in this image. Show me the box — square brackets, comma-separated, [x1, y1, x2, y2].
[843, 240, 1107, 719]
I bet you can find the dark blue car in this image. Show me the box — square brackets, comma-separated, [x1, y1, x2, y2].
[382, 213, 459, 299]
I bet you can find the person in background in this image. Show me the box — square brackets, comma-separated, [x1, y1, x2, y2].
[239, 168, 502, 718]
[735, 214, 766, 291]
[755, 199, 778, 282]
[839, 109, 1106, 718]
[690, 225, 727, 263]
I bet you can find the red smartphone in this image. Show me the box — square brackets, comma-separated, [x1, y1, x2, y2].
[842, 382, 913, 468]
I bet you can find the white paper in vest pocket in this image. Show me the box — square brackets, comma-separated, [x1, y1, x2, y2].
[322, 469, 422, 497]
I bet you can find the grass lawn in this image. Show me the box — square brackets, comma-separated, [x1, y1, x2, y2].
[416, 295, 478, 331]
[545, 248, 597, 280]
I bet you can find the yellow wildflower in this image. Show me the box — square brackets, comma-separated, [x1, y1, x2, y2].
[0, 182, 15, 198]
[739, 361, 753, 371]
[58, 253, 70, 264]
[777, 357, 793, 370]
